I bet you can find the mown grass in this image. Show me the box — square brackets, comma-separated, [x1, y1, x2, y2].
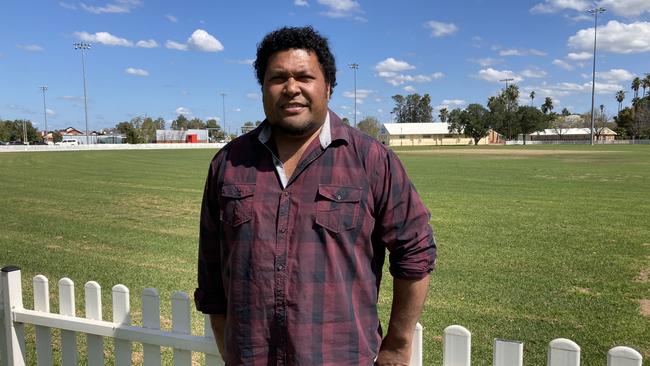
[1, 145, 649, 365]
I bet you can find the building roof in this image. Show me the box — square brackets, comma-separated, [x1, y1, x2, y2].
[530, 127, 617, 136]
[381, 122, 452, 135]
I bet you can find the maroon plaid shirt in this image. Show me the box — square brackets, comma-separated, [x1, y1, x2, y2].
[195, 111, 436, 366]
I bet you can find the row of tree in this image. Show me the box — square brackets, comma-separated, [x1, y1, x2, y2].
[0, 120, 41, 142]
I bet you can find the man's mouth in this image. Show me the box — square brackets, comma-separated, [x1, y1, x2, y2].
[282, 103, 306, 113]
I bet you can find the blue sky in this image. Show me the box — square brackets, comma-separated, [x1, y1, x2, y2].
[2, 0, 649, 134]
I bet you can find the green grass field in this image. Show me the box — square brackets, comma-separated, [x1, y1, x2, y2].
[1, 145, 649, 365]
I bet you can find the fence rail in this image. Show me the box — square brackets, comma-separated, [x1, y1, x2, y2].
[1, 266, 644, 365]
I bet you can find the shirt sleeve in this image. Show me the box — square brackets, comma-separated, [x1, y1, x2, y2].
[373, 148, 437, 280]
[194, 152, 228, 314]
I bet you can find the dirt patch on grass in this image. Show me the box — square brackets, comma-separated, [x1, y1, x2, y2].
[568, 286, 600, 297]
[635, 257, 650, 283]
[398, 148, 624, 156]
[640, 299, 650, 317]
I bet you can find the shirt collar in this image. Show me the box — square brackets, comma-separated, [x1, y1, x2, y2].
[258, 112, 333, 149]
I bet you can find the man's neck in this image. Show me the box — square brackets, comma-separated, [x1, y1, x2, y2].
[272, 124, 323, 181]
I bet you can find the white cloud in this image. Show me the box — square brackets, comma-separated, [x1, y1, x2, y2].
[175, 107, 192, 116]
[59, 2, 77, 10]
[568, 21, 650, 54]
[246, 92, 261, 100]
[187, 29, 224, 52]
[317, 0, 362, 18]
[403, 86, 416, 92]
[530, 0, 591, 14]
[46, 108, 56, 116]
[166, 40, 188, 51]
[552, 59, 574, 70]
[125, 67, 149, 77]
[424, 21, 458, 37]
[342, 89, 376, 103]
[165, 14, 178, 22]
[436, 99, 467, 110]
[596, 68, 635, 82]
[476, 68, 523, 83]
[521, 69, 547, 78]
[74, 31, 132, 47]
[237, 58, 255, 65]
[136, 39, 158, 48]
[375, 58, 415, 73]
[294, 0, 309, 6]
[499, 48, 547, 56]
[80, 0, 142, 14]
[380, 73, 444, 87]
[473, 57, 502, 67]
[599, 0, 650, 17]
[567, 52, 591, 60]
[17, 44, 44, 52]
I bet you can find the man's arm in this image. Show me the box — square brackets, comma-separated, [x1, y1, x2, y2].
[375, 275, 430, 366]
[209, 313, 226, 358]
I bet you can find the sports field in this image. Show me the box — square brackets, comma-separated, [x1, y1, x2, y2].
[1, 145, 649, 365]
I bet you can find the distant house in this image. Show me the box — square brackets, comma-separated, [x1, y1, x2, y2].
[527, 128, 617, 142]
[60, 127, 98, 144]
[379, 122, 502, 146]
[155, 129, 208, 143]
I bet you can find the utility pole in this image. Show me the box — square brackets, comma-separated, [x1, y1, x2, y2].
[349, 63, 359, 127]
[40, 86, 48, 142]
[499, 78, 514, 90]
[588, 6, 605, 146]
[73, 42, 91, 145]
[221, 93, 227, 140]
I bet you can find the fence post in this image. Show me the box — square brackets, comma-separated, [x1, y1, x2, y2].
[33, 275, 52, 365]
[548, 338, 580, 366]
[607, 346, 642, 366]
[1, 266, 26, 366]
[59, 277, 77, 366]
[493, 339, 523, 366]
[142, 288, 162, 366]
[409, 322, 423, 366]
[171, 291, 192, 365]
[85, 281, 103, 366]
[112, 284, 132, 366]
[443, 325, 471, 366]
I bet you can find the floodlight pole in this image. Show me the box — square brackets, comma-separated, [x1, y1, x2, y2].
[74, 42, 91, 145]
[40, 86, 48, 142]
[221, 93, 227, 139]
[349, 63, 359, 127]
[588, 7, 605, 146]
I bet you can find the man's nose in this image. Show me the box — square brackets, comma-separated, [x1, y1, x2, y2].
[283, 78, 300, 96]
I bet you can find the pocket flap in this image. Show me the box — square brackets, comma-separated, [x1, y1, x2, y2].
[317, 185, 362, 203]
[222, 184, 255, 199]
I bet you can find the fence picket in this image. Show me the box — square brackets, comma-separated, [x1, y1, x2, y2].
[607, 346, 642, 366]
[84, 281, 103, 366]
[493, 339, 523, 366]
[0, 277, 6, 366]
[58, 278, 77, 366]
[409, 323, 423, 366]
[548, 338, 580, 366]
[142, 288, 162, 366]
[172, 291, 192, 365]
[33, 275, 52, 366]
[443, 325, 471, 366]
[204, 314, 225, 366]
[112, 284, 132, 366]
[2, 267, 26, 366]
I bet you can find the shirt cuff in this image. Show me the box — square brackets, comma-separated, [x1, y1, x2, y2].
[194, 288, 227, 314]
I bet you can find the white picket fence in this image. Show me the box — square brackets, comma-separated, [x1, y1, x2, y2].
[1, 267, 644, 366]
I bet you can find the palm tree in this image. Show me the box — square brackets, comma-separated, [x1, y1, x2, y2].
[438, 108, 448, 123]
[529, 90, 535, 106]
[631, 77, 641, 99]
[642, 74, 650, 97]
[615, 90, 625, 113]
[541, 97, 553, 114]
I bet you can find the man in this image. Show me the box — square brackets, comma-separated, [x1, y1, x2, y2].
[195, 26, 436, 366]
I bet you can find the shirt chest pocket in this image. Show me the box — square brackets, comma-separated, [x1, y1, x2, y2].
[220, 184, 255, 227]
[315, 185, 362, 233]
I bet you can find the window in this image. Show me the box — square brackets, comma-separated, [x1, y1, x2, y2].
[399, 135, 405, 139]
[422, 135, 432, 138]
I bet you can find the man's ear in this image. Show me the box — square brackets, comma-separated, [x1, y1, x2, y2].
[327, 84, 331, 100]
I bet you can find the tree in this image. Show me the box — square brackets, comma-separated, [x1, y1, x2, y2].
[171, 114, 189, 130]
[357, 116, 381, 139]
[51, 131, 63, 143]
[140, 117, 157, 143]
[206, 119, 223, 140]
[632, 77, 641, 99]
[529, 90, 535, 106]
[417, 94, 433, 122]
[188, 118, 206, 129]
[391, 93, 433, 122]
[447, 104, 490, 145]
[615, 90, 625, 113]
[341, 117, 350, 126]
[541, 97, 554, 115]
[0, 119, 38, 142]
[391, 95, 406, 123]
[561, 108, 571, 116]
[438, 108, 448, 123]
[487, 85, 520, 141]
[516, 106, 548, 145]
[642, 74, 650, 97]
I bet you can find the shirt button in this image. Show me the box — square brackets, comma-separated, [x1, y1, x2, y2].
[277, 264, 285, 271]
[283, 191, 289, 196]
[280, 227, 286, 233]
[336, 194, 342, 200]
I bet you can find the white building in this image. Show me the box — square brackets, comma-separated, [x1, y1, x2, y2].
[379, 123, 501, 146]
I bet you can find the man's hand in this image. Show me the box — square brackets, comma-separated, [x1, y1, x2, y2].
[209, 314, 227, 359]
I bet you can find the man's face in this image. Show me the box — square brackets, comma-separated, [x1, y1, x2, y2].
[262, 48, 330, 137]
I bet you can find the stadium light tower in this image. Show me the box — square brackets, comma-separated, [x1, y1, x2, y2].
[349, 63, 359, 127]
[73, 42, 91, 144]
[588, 6, 605, 146]
[40, 86, 48, 142]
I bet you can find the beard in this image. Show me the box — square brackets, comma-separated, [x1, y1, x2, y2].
[272, 119, 321, 137]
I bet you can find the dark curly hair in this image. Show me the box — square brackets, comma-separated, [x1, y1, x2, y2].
[254, 26, 337, 95]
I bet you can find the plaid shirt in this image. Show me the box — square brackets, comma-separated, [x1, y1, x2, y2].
[195, 111, 436, 366]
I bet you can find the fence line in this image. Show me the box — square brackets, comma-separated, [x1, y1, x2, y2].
[1, 267, 644, 365]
